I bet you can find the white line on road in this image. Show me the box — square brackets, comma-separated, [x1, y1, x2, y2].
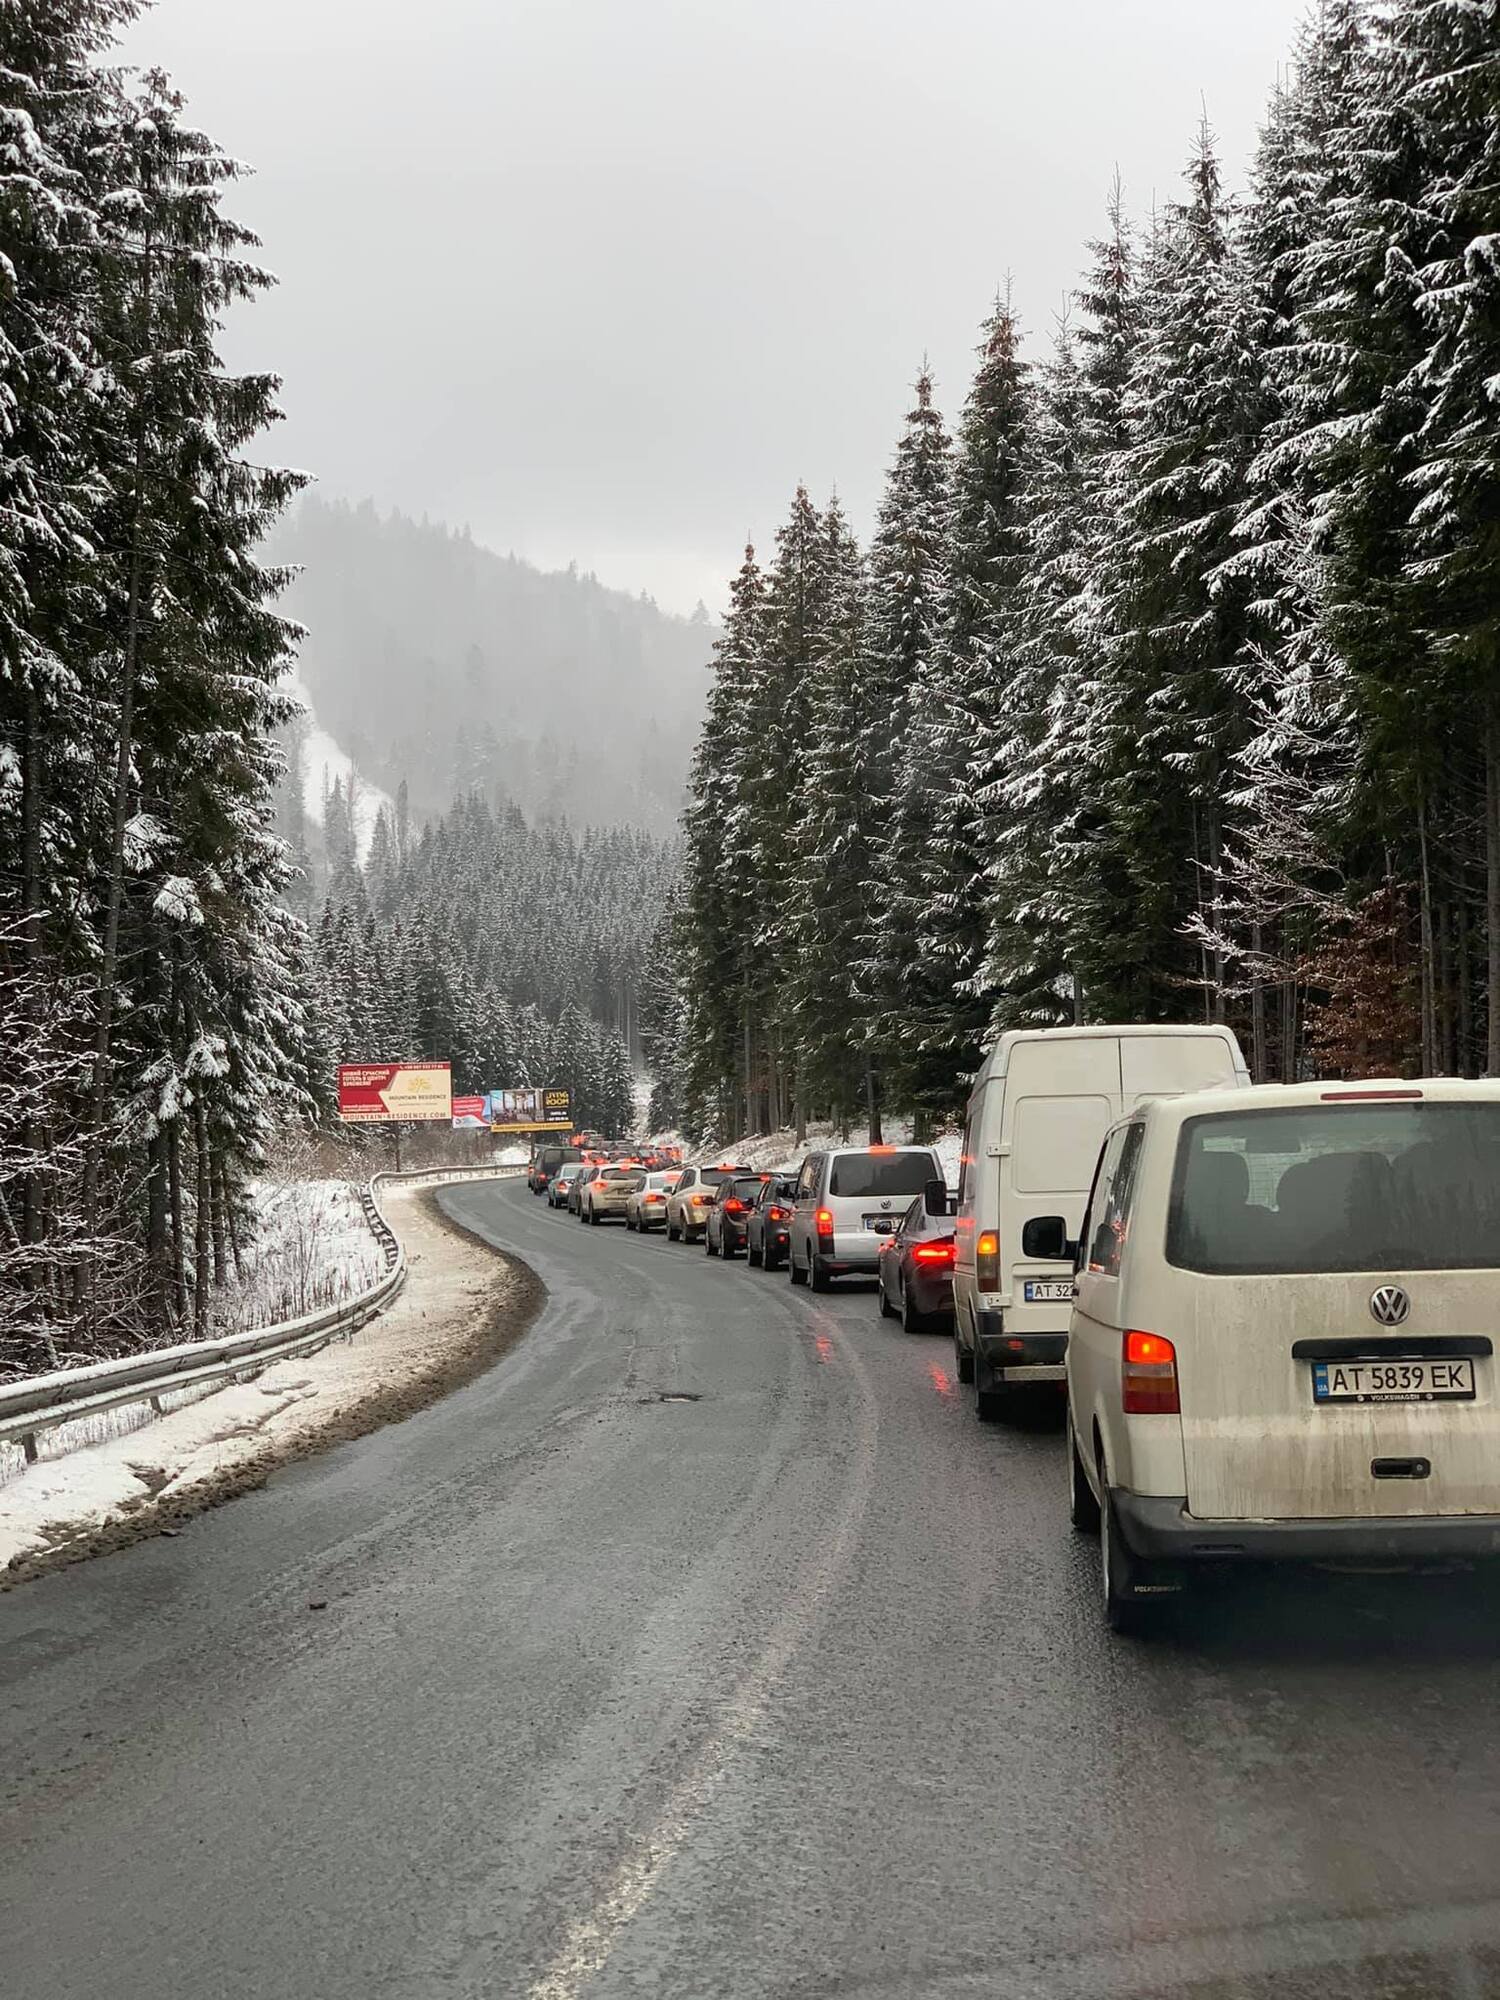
[525, 1304, 879, 2000]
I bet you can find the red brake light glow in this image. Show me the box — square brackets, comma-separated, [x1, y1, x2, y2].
[1122, 1329, 1180, 1415]
[1320, 1088, 1423, 1101]
[913, 1241, 956, 1266]
[815, 1208, 835, 1236]
[724, 1198, 745, 1215]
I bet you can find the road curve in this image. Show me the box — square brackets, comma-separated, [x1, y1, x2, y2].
[3, 1177, 1500, 1999]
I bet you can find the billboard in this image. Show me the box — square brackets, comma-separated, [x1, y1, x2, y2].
[338, 1061, 453, 1123]
[451, 1094, 488, 1130]
[487, 1086, 573, 1134]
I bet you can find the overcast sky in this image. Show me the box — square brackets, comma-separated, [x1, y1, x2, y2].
[122, 0, 1310, 617]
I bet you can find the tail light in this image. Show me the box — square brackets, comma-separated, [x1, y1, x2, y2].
[1122, 1330, 1180, 1415]
[768, 1205, 790, 1222]
[976, 1230, 1000, 1289]
[913, 1241, 956, 1266]
[724, 1198, 745, 1215]
[815, 1207, 835, 1240]
[646, 1193, 663, 1204]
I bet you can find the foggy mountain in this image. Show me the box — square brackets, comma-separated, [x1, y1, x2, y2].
[270, 498, 716, 834]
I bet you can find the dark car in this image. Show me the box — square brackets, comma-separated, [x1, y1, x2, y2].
[529, 1142, 582, 1195]
[877, 1192, 957, 1331]
[705, 1173, 771, 1259]
[746, 1174, 798, 1271]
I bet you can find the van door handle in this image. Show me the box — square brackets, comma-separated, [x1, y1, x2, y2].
[1371, 1457, 1431, 1480]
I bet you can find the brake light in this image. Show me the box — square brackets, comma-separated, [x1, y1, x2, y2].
[768, 1205, 790, 1222]
[724, 1198, 745, 1215]
[869, 1144, 895, 1154]
[1122, 1329, 1180, 1415]
[913, 1241, 956, 1266]
[1320, 1087, 1423, 1101]
[976, 1230, 1000, 1290]
[815, 1207, 835, 1239]
[646, 1193, 663, 1204]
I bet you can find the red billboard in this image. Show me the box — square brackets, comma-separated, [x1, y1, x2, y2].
[337, 1062, 453, 1123]
[451, 1094, 488, 1129]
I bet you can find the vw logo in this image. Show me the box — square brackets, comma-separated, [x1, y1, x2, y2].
[881, 1199, 892, 1211]
[1369, 1285, 1410, 1327]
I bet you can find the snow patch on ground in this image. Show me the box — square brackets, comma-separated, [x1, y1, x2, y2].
[221, 1176, 385, 1332]
[0, 1184, 522, 1577]
[288, 675, 389, 860]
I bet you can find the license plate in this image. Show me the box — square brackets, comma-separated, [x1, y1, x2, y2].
[1312, 1358, 1476, 1404]
[864, 1215, 897, 1234]
[1024, 1280, 1074, 1304]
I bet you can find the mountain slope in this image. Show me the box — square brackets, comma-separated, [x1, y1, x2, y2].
[270, 498, 715, 832]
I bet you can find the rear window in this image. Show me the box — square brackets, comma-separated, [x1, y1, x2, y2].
[540, 1146, 582, 1167]
[1167, 1102, 1500, 1275]
[699, 1166, 737, 1188]
[731, 1176, 768, 1201]
[828, 1151, 935, 1199]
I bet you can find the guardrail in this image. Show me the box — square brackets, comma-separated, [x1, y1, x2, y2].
[0, 1164, 524, 1468]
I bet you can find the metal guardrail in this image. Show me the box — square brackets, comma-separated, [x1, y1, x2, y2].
[0, 1164, 524, 1466]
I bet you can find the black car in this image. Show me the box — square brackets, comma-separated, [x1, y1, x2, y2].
[705, 1173, 771, 1259]
[529, 1142, 582, 1195]
[746, 1175, 798, 1271]
[877, 1192, 957, 1331]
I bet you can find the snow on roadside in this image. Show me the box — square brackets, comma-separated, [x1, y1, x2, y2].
[220, 1176, 385, 1333]
[649, 1119, 962, 1184]
[0, 1184, 525, 1579]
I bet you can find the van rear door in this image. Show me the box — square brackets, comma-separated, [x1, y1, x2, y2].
[1120, 1029, 1245, 1107]
[1168, 1099, 1500, 1521]
[1001, 1039, 1115, 1335]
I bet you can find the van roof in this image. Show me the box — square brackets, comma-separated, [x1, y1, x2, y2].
[971, 1022, 1245, 1089]
[1133, 1076, 1500, 1131]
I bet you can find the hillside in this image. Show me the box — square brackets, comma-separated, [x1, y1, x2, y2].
[270, 498, 715, 833]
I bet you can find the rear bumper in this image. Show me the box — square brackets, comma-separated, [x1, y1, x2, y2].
[976, 1310, 1067, 1381]
[909, 1273, 955, 1318]
[1115, 1492, 1500, 1564]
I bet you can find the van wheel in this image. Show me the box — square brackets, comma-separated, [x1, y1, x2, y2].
[954, 1330, 974, 1384]
[789, 1250, 808, 1287]
[810, 1255, 832, 1293]
[1101, 1487, 1166, 1637]
[1068, 1424, 1101, 1534]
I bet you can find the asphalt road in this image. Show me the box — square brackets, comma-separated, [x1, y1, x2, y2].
[5, 1178, 1500, 2000]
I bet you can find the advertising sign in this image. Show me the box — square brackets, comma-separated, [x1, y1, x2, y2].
[338, 1061, 453, 1123]
[451, 1094, 488, 1130]
[486, 1086, 573, 1134]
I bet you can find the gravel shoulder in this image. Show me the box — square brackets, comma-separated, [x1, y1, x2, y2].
[0, 1183, 543, 1587]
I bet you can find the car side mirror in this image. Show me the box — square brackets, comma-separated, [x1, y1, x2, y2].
[1022, 1215, 1076, 1262]
[923, 1177, 948, 1218]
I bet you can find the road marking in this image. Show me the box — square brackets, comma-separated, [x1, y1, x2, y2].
[525, 1304, 878, 2000]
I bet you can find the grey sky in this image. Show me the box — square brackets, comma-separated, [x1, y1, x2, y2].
[123, 0, 1311, 617]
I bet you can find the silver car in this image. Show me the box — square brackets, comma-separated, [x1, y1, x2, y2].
[626, 1171, 682, 1231]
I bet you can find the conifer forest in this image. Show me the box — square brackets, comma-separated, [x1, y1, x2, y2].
[663, 2, 1500, 1143]
[5, 0, 1500, 1374]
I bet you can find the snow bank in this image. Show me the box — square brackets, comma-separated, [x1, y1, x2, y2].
[221, 1176, 385, 1332]
[0, 1185, 526, 1578]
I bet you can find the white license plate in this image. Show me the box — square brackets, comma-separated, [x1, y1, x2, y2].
[864, 1215, 898, 1234]
[1312, 1358, 1476, 1404]
[1023, 1280, 1074, 1304]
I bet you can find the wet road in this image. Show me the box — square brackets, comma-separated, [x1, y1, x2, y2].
[4, 1176, 1500, 1999]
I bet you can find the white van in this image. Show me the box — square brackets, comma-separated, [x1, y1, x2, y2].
[952, 1025, 1249, 1419]
[787, 1144, 945, 1291]
[1059, 1078, 1500, 1633]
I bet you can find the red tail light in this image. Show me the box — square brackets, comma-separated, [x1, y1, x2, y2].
[646, 1193, 663, 1204]
[913, 1240, 955, 1266]
[815, 1207, 835, 1239]
[768, 1205, 790, 1222]
[1122, 1330, 1180, 1415]
[724, 1198, 746, 1215]
[976, 1230, 1000, 1290]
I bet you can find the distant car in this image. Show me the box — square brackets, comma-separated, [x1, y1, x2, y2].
[787, 1145, 945, 1291]
[625, 1170, 681, 1231]
[877, 1190, 957, 1330]
[745, 1174, 798, 1270]
[549, 1162, 585, 1209]
[529, 1142, 583, 1195]
[665, 1163, 753, 1243]
[706, 1173, 771, 1258]
[580, 1166, 635, 1225]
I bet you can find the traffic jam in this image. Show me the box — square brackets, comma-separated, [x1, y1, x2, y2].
[526, 1024, 1500, 1636]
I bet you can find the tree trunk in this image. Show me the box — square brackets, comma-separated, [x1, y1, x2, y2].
[148, 1129, 172, 1328]
[865, 1056, 882, 1145]
[167, 1120, 188, 1329]
[1417, 800, 1437, 1075]
[211, 1156, 230, 1287]
[223, 1164, 245, 1285]
[1250, 924, 1267, 1082]
[1487, 716, 1500, 1075]
[193, 1092, 211, 1337]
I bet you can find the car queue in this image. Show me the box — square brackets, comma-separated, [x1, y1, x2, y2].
[526, 1025, 1500, 1637]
